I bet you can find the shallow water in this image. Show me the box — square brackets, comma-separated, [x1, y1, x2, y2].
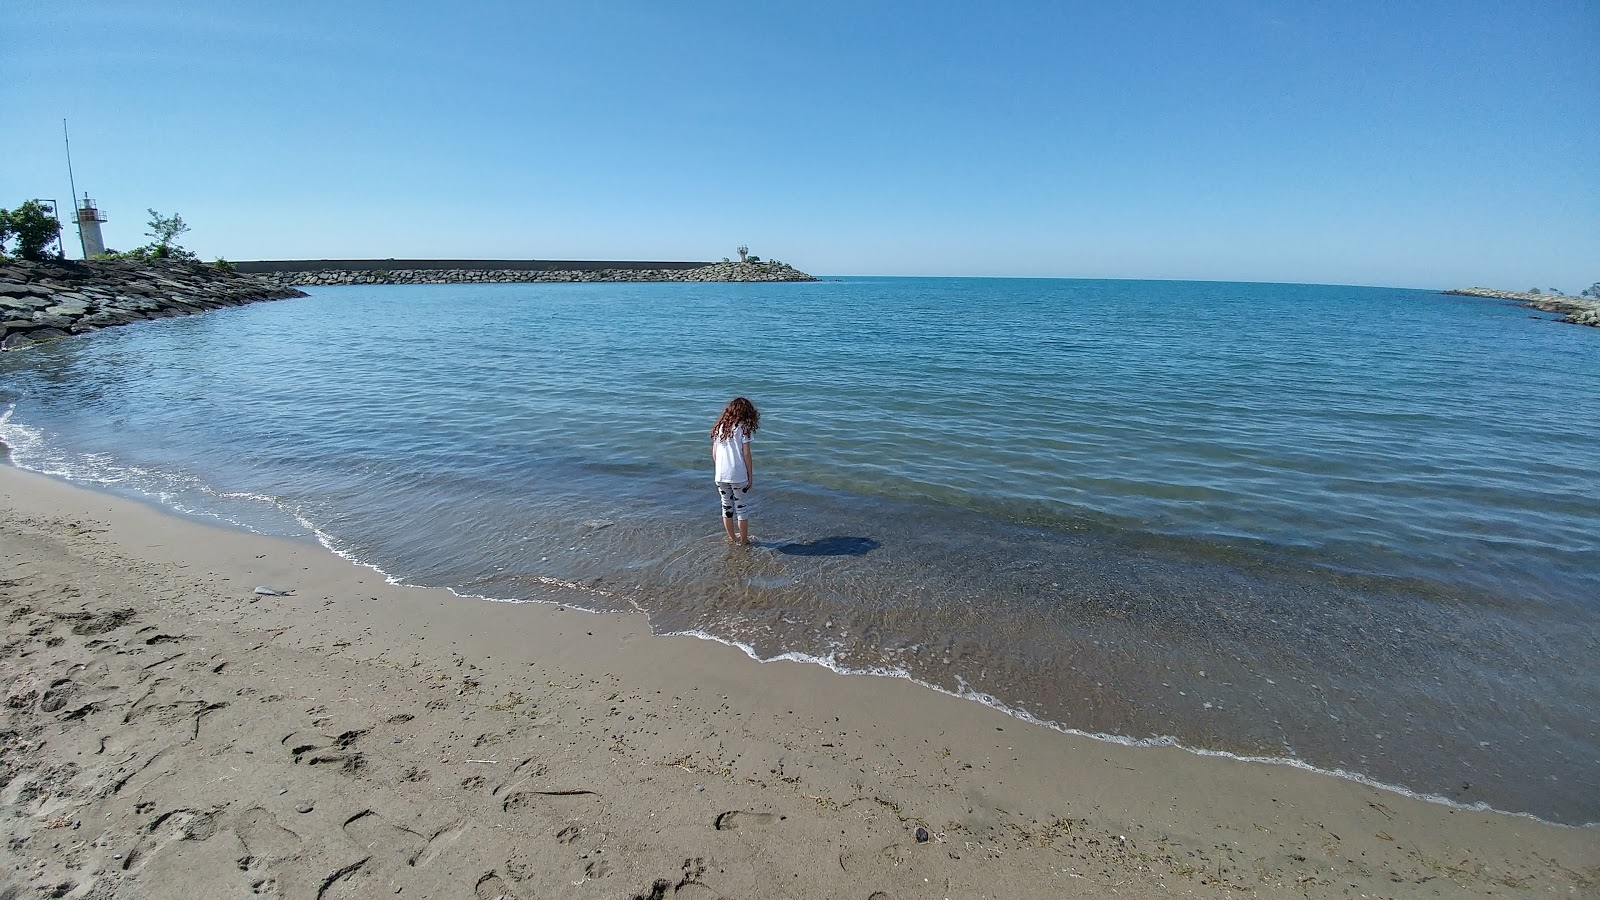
[3, 277, 1596, 823]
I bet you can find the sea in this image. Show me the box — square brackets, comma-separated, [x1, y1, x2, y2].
[2, 277, 1596, 826]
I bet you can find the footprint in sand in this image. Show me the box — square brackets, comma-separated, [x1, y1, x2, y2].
[341, 810, 467, 870]
[68, 607, 135, 636]
[39, 678, 75, 712]
[713, 810, 778, 831]
[584, 857, 613, 878]
[342, 810, 426, 864]
[235, 807, 303, 861]
[314, 857, 371, 900]
[475, 872, 520, 900]
[119, 808, 220, 873]
[501, 788, 596, 814]
[281, 729, 368, 776]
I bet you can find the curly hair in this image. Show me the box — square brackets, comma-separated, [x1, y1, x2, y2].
[710, 397, 761, 441]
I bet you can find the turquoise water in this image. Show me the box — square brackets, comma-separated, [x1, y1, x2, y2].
[2, 277, 1596, 824]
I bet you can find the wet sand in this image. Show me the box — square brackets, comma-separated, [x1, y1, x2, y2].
[2, 463, 1594, 899]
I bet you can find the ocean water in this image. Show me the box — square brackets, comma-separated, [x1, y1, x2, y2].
[2, 277, 1596, 825]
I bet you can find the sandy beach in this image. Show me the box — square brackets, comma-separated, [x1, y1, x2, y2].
[1, 463, 1594, 899]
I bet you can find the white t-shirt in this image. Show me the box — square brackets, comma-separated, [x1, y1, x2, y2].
[712, 425, 752, 484]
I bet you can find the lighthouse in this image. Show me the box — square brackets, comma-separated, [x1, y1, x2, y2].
[75, 194, 107, 257]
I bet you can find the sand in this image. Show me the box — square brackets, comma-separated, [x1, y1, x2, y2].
[1, 464, 1594, 899]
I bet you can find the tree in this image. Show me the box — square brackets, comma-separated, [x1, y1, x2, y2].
[0, 207, 12, 257]
[144, 208, 196, 260]
[1528, 288, 1542, 295]
[7, 200, 63, 261]
[1582, 283, 1600, 300]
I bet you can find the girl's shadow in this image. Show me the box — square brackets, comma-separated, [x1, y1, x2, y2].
[771, 535, 879, 557]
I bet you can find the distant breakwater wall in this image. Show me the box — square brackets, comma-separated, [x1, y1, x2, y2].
[236, 258, 818, 287]
[1443, 287, 1600, 327]
[1, 260, 308, 351]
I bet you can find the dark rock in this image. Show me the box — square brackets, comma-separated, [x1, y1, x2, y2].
[0, 258, 309, 351]
[79, 310, 140, 328]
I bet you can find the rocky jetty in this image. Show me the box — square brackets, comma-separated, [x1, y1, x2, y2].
[0, 259, 308, 351]
[253, 259, 817, 288]
[1443, 287, 1600, 327]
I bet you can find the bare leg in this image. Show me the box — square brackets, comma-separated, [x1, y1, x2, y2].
[723, 516, 738, 542]
[737, 518, 750, 545]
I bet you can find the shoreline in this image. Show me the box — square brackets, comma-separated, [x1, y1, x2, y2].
[669, 622, 1574, 828]
[3, 463, 1595, 898]
[5, 428, 1585, 830]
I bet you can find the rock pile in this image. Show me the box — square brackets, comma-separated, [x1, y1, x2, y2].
[1443, 287, 1600, 327]
[256, 259, 817, 287]
[1, 260, 308, 351]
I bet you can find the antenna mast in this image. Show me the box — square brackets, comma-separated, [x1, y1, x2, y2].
[64, 119, 85, 258]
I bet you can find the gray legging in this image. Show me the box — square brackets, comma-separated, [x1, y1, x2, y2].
[716, 482, 750, 521]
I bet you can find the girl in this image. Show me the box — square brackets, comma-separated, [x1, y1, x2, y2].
[710, 397, 760, 544]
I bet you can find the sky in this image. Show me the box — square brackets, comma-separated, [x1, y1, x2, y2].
[3, 1, 1597, 289]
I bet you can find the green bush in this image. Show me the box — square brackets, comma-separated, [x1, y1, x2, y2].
[93, 248, 145, 260]
[143, 209, 197, 261]
[212, 257, 235, 273]
[6, 200, 63, 261]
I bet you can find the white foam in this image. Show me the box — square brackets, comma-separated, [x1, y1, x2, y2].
[2, 407, 313, 536]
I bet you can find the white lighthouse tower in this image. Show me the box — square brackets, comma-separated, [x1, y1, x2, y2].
[75, 194, 107, 257]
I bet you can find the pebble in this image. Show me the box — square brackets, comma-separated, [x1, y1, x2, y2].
[295, 803, 314, 814]
[915, 826, 930, 843]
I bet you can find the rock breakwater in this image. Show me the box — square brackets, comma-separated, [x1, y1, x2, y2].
[0, 259, 308, 351]
[252, 259, 817, 287]
[1443, 287, 1600, 327]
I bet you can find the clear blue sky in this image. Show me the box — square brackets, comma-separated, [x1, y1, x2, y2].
[4, 1, 1596, 288]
